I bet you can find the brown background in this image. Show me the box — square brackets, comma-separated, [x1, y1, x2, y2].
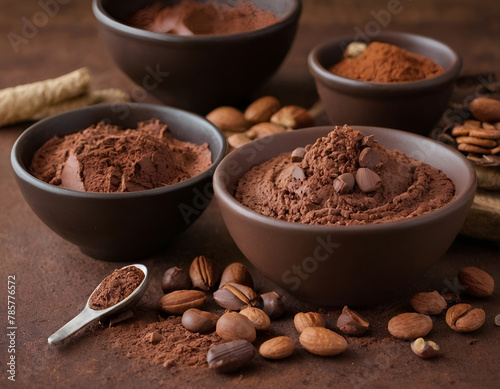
[1, 1, 499, 388]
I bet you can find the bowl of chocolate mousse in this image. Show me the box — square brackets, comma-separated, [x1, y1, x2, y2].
[213, 125, 476, 306]
[308, 31, 462, 135]
[93, 0, 302, 113]
[11, 103, 226, 261]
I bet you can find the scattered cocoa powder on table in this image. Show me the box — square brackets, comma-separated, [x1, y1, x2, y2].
[109, 316, 223, 369]
[330, 41, 444, 83]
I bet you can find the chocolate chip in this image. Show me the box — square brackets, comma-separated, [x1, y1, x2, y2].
[292, 166, 305, 180]
[333, 173, 355, 194]
[291, 147, 306, 162]
[207, 339, 255, 374]
[355, 168, 381, 192]
[358, 147, 381, 169]
[361, 135, 375, 147]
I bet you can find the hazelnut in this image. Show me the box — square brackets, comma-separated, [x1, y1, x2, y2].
[410, 337, 440, 359]
[260, 291, 285, 319]
[336, 306, 369, 336]
[161, 266, 192, 293]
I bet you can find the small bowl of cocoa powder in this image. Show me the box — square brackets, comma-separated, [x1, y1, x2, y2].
[308, 31, 461, 134]
[11, 103, 226, 261]
[93, 0, 302, 113]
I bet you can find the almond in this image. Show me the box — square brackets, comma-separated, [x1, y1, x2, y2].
[227, 133, 252, 149]
[299, 327, 348, 356]
[239, 307, 271, 331]
[270, 105, 314, 129]
[245, 122, 286, 139]
[458, 266, 495, 297]
[259, 336, 295, 359]
[244, 96, 281, 123]
[387, 312, 433, 340]
[470, 97, 500, 122]
[294, 312, 325, 333]
[446, 303, 485, 332]
[158, 290, 206, 315]
[410, 291, 447, 315]
[206, 106, 251, 132]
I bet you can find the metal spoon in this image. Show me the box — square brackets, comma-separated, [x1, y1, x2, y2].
[48, 264, 149, 345]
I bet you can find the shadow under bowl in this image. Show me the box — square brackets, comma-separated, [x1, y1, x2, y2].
[213, 126, 476, 306]
[11, 103, 227, 261]
[308, 31, 462, 135]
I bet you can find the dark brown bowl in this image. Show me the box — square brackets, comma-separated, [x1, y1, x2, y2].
[11, 103, 226, 261]
[93, 0, 302, 113]
[308, 32, 462, 134]
[213, 126, 476, 306]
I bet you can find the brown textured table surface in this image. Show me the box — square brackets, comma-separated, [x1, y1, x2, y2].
[1, 1, 499, 388]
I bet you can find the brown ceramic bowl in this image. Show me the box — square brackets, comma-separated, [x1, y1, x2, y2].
[308, 32, 462, 134]
[93, 0, 301, 113]
[213, 126, 476, 306]
[11, 103, 226, 261]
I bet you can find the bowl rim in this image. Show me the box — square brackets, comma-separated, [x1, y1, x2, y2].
[11, 102, 227, 199]
[214, 125, 477, 233]
[92, 0, 302, 44]
[308, 31, 462, 95]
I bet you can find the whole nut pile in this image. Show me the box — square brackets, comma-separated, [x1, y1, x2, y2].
[205, 96, 315, 151]
[152, 259, 495, 372]
[155, 256, 362, 374]
[443, 97, 500, 166]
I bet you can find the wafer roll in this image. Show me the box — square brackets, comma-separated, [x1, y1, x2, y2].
[31, 88, 130, 120]
[0, 68, 90, 127]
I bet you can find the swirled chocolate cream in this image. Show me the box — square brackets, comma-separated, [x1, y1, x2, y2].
[235, 125, 455, 225]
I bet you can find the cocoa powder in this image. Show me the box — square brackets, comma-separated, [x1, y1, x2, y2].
[89, 266, 145, 310]
[109, 316, 223, 369]
[330, 42, 444, 83]
[129, 0, 280, 36]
